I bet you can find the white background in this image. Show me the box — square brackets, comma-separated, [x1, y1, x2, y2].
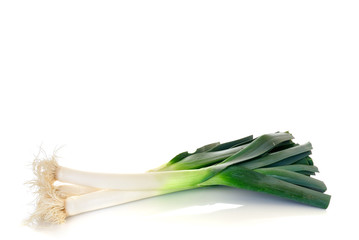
[0, 0, 358, 239]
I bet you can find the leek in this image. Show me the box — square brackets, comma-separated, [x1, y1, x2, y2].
[27, 131, 330, 225]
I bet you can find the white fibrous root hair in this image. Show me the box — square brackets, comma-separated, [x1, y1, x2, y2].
[26, 153, 67, 225]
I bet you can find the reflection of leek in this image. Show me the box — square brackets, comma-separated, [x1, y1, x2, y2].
[27, 132, 330, 225]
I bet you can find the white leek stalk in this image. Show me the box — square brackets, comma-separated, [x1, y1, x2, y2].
[27, 156, 206, 225]
[65, 189, 164, 216]
[56, 165, 215, 190]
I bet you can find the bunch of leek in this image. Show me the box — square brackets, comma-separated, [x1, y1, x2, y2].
[27, 132, 330, 225]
